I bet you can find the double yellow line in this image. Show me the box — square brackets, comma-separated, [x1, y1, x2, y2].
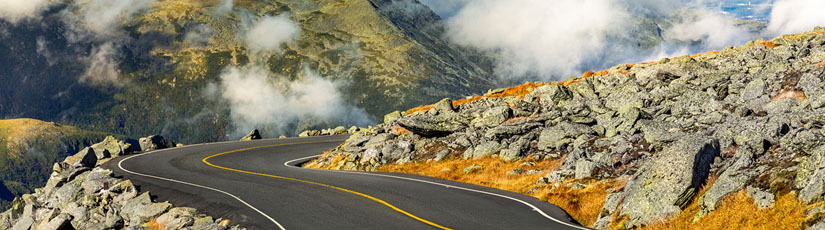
[201, 140, 452, 230]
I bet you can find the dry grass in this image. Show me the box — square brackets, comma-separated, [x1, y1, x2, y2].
[378, 156, 622, 226]
[405, 82, 547, 114]
[690, 50, 720, 58]
[771, 89, 807, 101]
[755, 41, 776, 49]
[145, 218, 165, 230]
[816, 60, 825, 69]
[638, 191, 813, 230]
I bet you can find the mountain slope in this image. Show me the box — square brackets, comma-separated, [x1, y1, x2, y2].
[309, 27, 825, 229]
[0, 0, 494, 143]
[0, 118, 113, 209]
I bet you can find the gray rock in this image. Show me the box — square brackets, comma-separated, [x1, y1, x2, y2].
[384, 111, 403, 124]
[139, 135, 173, 152]
[298, 130, 321, 137]
[156, 207, 197, 229]
[537, 122, 596, 151]
[397, 114, 467, 137]
[797, 145, 825, 203]
[506, 168, 526, 175]
[472, 141, 502, 159]
[91, 136, 123, 158]
[463, 164, 482, 174]
[36, 213, 72, 230]
[574, 159, 596, 179]
[240, 129, 262, 141]
[10, 216, 33, 230]
[471, 106, 511, 128]
[695, 147, 755, 219]
[484, 122, 541, 139]
[63, 148, 97, 169]
[537, 169, 575, 185]
[620, 136, 719, 227]
[808, 222, 825, 230]
[746, 186, 775, 209]
[333, 126, 348, 135]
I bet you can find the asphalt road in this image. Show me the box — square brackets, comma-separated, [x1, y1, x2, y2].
[102, 135, 587, 230]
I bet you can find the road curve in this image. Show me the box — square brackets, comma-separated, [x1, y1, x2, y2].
[101, 136, 587, 230]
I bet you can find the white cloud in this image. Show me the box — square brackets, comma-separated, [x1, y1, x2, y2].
[214, 0, 233, 16]
[767, 0, 825, 36]
[0, 0, 53, 24]
[440, 0, 766, 81]
[63, 0, 156, 38]
[214, 66, 370, 137]
[79, 42, 123, 87]
[244, 14, 300, 53]
[444, 0, 629, 79]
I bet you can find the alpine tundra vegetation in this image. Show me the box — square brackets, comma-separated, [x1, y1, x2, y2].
[309, 28, 825, 229]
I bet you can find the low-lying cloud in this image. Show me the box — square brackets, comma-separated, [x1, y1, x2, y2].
[210, 66, 370, 137]
[244, 14, 300, 53]
[62, 0, 156, 39]
[0, 0, 53, 24]
[767, 0, 825, 36]
[422, 0, 825, 82]
[80, 42, 124, 87]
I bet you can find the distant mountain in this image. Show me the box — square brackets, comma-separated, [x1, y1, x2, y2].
[0, 0, 495, 143]
[0, 118, 112, 209]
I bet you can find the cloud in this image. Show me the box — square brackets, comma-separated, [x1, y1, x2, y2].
[439, 0, 765, 81]
[444, 0, 630, 80]
[213, 65, 370, 137]
[184, 24, 213, 46]
[62, 0, 156, 39]
[767, 0, 825, 36]
[79, 42, 124, 87]
[214, 0, 233, 16]
[0, 0, 53, 24]
[664, 9, 753, 50]
[243, 14, 300, 53]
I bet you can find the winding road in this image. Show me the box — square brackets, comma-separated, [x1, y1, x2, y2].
[101, 135, 587, 230]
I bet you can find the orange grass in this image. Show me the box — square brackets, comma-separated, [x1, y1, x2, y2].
[690, 50, 720, 58]
[378, 156, 622, 226]
[638, 191, 812, 230]
[145, 219, 164, 230]
[755, 41, 776, 49]
[405, 82, 547, 114]
[771, 89, 807, 101]
[816, 60, 825, 69]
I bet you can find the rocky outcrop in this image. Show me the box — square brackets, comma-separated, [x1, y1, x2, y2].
[299, 126, 364, 137]
[312, 28, 825, 228]
[240, 129, 262, 141]
[139, 135, 175, 152]
[0, 136, 243, 230]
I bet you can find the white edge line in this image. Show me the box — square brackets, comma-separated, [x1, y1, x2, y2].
[284, 155, 590, 230]
[117, 146, 287, 230]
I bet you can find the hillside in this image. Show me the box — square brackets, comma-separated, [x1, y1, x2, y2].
[308, 27, 825, 229]
[0, 0, 494, 142]
[0, 118, 112, 209]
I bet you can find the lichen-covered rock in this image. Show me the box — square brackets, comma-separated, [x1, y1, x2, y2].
[537, 122, 595, 151]
[1, 136, 243, 230]
[620, 136, 719, 227]
[747, 186, 775, 209]
[695, 147, 755, 220]
[398, 114, 467, 137]
[240, 129, 262, 141]
[139, 135, 173, 152]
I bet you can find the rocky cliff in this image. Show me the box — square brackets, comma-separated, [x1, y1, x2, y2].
[0, 135, 241, 230]
[310, 27, 825, 228]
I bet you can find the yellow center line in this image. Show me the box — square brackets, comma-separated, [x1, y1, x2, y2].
[201, 140, 452, 230]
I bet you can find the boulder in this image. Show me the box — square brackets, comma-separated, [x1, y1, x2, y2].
[298, 130, 321, 137]
[240, 129, 262, 141]
[538, 122, 596, 151]
[63, 148, 98, 168]
[797, 145, 825, 203]
[471, 106, 511, 128]
[397, 114, 467, 137]
[91, 136, 123, 158]
[333, 126, 348, 135]
[139, 135, 173, 152]
[620, 136, 719, 227]
[695, 147, 755, 220]
[746, 186, 775, 209]
[384, 111, 403, 124]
